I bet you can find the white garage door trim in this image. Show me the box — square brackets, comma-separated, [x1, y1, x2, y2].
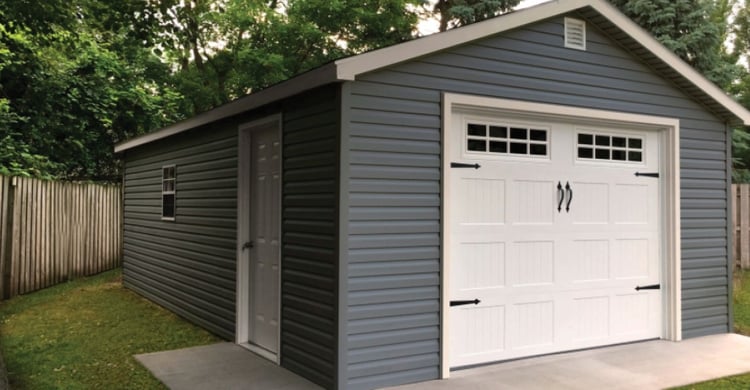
[440, 93, 681, 379]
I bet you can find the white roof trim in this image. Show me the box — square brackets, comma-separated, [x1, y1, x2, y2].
[116, 0, 750, 153]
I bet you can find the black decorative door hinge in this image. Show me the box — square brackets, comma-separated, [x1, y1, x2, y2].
[635, 284, 660, 291]
[451, 162, 481, 169]
[450, 299, 481, 307]
[635, 172, 659, 178]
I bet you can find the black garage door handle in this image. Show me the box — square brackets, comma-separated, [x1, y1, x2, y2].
[565, 181, 573, 212]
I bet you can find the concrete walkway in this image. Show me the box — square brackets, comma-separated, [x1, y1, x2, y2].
[135, 343, 322, 390]
[390, 333, 750, 390]
[137, 334, 750, 390]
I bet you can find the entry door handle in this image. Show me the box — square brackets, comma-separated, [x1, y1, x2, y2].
[242, 241, 254, 251]
[565, 181, 573, 212]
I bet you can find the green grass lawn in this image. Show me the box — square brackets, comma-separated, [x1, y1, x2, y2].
[0, 268, 219, 390]
[1, 267, 749, 389]
[672, 269, 750, 390]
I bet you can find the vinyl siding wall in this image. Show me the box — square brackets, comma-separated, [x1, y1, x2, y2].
[280, 86, 340, 389]
[122, 86, 340, 388]
[341, 15, 730, 389]
[123, 122, 238, 340]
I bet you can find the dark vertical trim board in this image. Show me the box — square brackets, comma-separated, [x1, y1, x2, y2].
[279, 85, 340, 389]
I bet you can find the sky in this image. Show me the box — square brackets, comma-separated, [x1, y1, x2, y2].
[418, 0, 553, 35]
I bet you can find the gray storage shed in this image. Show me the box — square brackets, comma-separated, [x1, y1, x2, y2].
[115, 0, 750, 389]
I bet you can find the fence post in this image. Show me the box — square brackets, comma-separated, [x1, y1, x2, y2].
[0, 177, 13, 300]
[729, 184, 742, 268]
[742, 184, 750, 269]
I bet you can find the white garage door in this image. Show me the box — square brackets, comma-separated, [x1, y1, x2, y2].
[447, 110, 662, 368]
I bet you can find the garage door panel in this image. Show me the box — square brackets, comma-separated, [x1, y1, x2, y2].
[449, 112, 662, 368]
[455, 241, 506, 290]
[459, 177, 506, 224]
[510, 300, 555, 349]
[512, 180, 556, 224]
[509, 240, 555, 287]
[614, 184, 650, 224]
[611, 293, 656, 336]
[612, 238, 652, 280]
[572, 295, 610, 342]
[452, 304, 506, 361]
[570, 182, 609, 224]
[570, 239, 610, 282]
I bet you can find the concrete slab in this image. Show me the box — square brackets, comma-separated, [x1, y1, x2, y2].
[137, 334, 750, 390]
[135, 343, 322, 390]
[388, 334, 750, 390]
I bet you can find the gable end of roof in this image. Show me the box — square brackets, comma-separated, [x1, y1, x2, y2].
[115, 0, 750, 153]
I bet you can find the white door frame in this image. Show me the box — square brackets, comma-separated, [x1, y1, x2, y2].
[236, 113, 283, 363]
[440, 93, 681, 378]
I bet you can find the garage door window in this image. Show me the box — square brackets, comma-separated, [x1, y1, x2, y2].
[466, 122, 548, 157]
[577, 132, 643, 162]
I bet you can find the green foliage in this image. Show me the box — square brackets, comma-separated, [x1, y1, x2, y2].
[158, 0, 424, 115]
[609, 0, 741, 88]
[0, 135, 59, 180]
[0, 269, 219, 390]
[1, 0, 749, 181]
[432, 0, 521, 32]
[609, 1, 750, 183]
[0, 2, 183, 181]
[733, 128, 750, 182]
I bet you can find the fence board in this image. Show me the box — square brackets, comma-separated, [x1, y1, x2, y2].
[735, 184, 750, 269]
[0, 176, 122, 299]
[0, 177, 8, 297]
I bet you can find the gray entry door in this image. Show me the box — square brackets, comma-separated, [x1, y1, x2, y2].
[249, 125, 281, 355]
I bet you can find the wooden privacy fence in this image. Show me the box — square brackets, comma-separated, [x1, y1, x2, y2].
[0, 176, 122, 299]
[735, 184, 750, 269]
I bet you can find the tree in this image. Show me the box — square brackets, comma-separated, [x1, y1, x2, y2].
[0, 1, 184, 181]
[158, 0, 424, 115]
[610, 0, 750, 181]
[609, 0, 740, 88]
[432, 0, 521, 32]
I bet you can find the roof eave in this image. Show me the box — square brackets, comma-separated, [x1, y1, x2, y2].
[114, 62, 340, 153]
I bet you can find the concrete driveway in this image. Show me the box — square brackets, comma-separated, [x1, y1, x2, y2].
[137, 333, 750, 390]
[389, 333, 750, 390]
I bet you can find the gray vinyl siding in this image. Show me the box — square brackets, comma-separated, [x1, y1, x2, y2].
[280, 86, 340, 389]
[123, 122, 238, 340]
[341, 14, 730, 389]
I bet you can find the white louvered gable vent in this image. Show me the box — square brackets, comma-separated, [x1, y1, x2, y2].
[565, 17, 586, 50]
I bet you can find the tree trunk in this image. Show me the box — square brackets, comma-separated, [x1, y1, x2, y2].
[435, 0, 452, 32]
